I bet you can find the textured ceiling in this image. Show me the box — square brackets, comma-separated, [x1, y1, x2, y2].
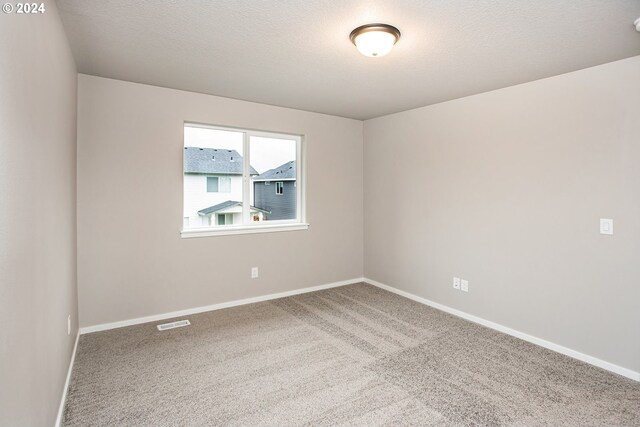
[57, 0, 640, 120]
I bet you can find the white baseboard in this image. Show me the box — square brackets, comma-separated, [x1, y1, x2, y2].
[365, 278, 640, 382]
[55, 331, 80, 427]
[80, 277, 366, 335]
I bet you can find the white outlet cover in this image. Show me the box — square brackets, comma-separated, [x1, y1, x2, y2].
[453, 277, 461, 290]
[251, 267, 259, 278]
[600, 218, 613, 235]
[461, 280, 469, 292]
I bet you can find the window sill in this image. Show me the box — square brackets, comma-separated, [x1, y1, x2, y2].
[180, 223, 309, 238]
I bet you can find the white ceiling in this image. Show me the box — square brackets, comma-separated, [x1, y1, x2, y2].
[57, 0, 640, 120]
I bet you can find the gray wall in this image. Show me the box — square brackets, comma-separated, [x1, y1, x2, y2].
[0, 1, 79, 425]
[77, 75, 363, 328]
[364, 56, 640, 373]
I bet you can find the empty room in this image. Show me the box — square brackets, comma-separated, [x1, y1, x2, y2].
[2, 1, 640, 426]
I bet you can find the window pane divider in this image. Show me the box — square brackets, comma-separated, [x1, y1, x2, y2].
[242, 131, 250, 225]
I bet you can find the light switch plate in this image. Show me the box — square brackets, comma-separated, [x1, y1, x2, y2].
[251, 267, 259, 278]
[600, 218, 613, 235]
[453, 277, 461, 290]
[461, 280, 469, 292]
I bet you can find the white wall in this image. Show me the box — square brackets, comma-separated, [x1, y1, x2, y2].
[0, 1, 78, 425]
[364, 56, 640, 373]
[77, 74, 364, 328]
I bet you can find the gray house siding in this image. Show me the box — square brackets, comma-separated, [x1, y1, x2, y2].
[254, 181, 296, 220]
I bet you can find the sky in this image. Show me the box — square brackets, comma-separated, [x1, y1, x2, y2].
[184, 126, 295, 174]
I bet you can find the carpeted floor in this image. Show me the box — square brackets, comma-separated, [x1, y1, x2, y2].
[63, 283, 640, 426]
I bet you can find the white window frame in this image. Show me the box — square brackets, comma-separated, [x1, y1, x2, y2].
[181, 122, 308, 238]
[275, 181, 284, 195]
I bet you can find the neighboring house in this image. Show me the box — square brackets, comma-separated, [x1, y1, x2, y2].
[252, 160, 296, 220]
[183, 147, 262, 227]
[196, 200, 269, 226]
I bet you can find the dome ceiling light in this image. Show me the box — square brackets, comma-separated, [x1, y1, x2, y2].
[349, 23, 401, 57]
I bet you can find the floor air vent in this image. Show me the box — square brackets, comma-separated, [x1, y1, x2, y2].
[157, 319, 191, 331]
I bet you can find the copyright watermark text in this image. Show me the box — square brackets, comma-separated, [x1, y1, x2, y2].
[3, 3, 46, 14]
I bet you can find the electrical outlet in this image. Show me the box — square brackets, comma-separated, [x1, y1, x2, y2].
[67, 315, 71, 335]
[453, 277, 461, 290]
[461, 279, 469, 292]
[600, 218, 613, 235]
[251, 267, 259, 279]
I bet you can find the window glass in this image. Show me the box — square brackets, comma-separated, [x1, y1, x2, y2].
[207, 177, 219, 192]
[219, 176, 231, 192]
[250, 136, 297, 221]
[184, 126, 244, 229]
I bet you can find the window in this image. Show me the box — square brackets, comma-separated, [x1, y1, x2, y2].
[206, 176, 231, 192]
[182, 123, 307, 237]
[207, 176, 218, 192]
[217, 213, 233, 225]
[219, 177, 231, 192]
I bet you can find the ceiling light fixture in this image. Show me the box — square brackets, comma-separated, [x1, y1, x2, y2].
[350, 23, 401, 57]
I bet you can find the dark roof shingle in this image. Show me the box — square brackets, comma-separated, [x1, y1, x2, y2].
[252, 160, 296, 181]
[184, 147, 258, 175]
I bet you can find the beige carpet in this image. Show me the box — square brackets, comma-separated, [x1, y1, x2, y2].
[63, 283, 640, 426]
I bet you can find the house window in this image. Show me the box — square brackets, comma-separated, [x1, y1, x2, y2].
[182, 123, 307, 237]
[207, 176, 218, 192]
[207, 176, 231, 192]
[217, 213, 233, 225]
[219, 177, 231, 192]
